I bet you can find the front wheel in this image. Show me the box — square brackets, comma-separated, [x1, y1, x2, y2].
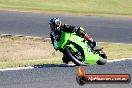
[64, 46, 87, 66]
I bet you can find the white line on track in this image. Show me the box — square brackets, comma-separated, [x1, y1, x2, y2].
[108, 58, 132, 63]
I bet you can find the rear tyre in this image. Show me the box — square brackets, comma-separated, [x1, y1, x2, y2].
[96, 57, 107, 65]
[96, 50, 107, 65]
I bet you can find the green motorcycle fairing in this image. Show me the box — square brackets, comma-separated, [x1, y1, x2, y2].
[58, 32, 99, 64]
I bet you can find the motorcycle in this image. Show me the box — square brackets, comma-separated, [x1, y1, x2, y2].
[51, 31, 107, 66]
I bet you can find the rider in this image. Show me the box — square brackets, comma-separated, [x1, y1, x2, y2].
[49, 17, 96, 50]
[49, 17, 97, 64]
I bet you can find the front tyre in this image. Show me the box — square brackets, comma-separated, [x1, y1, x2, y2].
[65, 46, 87, 66]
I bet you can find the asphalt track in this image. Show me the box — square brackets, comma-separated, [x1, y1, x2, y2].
[0, 10, 132, 43]
[0, 10, 132, 88]
[0, 60, 132, 88]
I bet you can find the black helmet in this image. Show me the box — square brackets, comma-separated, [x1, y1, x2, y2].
[49, 17, 61, 30]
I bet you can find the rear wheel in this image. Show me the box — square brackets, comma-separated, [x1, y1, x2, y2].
[64, 46, 87, 66]
[96, 50, 107, 65]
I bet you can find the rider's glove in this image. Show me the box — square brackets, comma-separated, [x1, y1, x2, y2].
[53, 39, 59, 51]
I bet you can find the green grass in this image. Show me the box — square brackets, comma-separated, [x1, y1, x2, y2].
[0, 57, 63, 69]
[0, 37, 63, 69]
[98, 42, 132, 60]
[0, 0, 132, 15]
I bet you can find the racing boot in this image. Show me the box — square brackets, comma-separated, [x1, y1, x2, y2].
[62, 54, 71, 64]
